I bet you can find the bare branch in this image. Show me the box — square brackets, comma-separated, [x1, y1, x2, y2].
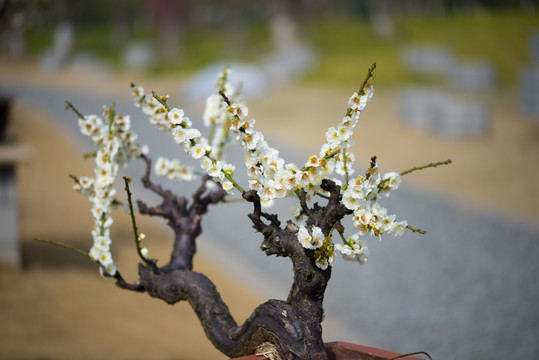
[400, 159, 452, 177]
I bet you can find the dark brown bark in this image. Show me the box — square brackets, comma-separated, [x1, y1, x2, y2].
[113, 156, 353, 359]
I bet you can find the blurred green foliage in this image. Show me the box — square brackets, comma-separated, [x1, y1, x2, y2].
[23, 9, 538, 87]
[303, 10, 539, 87]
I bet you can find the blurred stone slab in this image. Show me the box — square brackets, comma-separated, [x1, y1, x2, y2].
[401, 45, 455, 75]
[40, 22, 74, 70]
[122, 41, 156, 71]
[260, 44, 316, 85]
[448, 59, 497, 91]
[530, 30, 539, 62]
[519, 63, 539, 122]
[0, 143, 31, 269]
[182, 40, 315, 100]
[400, 87, 446, 130]
[399, 86, 490, 138]
[183, 62, 269, 100]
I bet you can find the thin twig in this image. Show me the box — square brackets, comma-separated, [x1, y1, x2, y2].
[400, 160, 452, 177]
[65, 101, 85, 120]
[33, 237, 91, 259]
[140, 154, 168, 199]
[345, 62, 376, 117]
[219, 90, 231, 106]
[406, 225, 427, 235]
[123, 176, 154, 266]
[389, 351, 432, 360]
[224, 171, 245, 194]
[151, 91, 170, 111]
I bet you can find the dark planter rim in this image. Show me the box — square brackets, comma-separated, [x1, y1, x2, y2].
[230, 341, 425, 359]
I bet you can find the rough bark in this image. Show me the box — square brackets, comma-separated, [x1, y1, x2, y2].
[113, 156, 352, 359]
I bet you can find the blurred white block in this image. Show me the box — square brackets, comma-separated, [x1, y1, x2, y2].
[401, 46, 455, 75]
[519, 64, 539, 122]
[399, 86, 490, 138]
[448, 59, 497, 91]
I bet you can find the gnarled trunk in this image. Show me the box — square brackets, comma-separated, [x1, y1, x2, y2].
[112, 157, 352, 359]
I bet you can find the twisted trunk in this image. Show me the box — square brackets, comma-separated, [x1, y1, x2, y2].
[137, 265, 328, 359]
[113, 157, 351, 359]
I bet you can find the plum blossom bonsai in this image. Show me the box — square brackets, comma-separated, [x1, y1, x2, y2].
[38, 64, 449, 359]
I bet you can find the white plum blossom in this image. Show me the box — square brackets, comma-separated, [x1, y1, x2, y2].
[297, 225, 324, 250]
[189, 143, 209, 159]
[222, 181, 234, 193]
[348, 83, 373, 112]
[379, 172, 402, 196]
[155, 156, 196, 181]
[335, 234, 369, 264]
[73, 104, 143, 276]
[315, 250, 335, 271]
[132, 84, 236, 191]
[76, 65, 414, 277]
[203, 94, 227, 127]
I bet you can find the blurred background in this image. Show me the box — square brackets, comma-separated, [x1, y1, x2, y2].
[1, 0, 539, 359]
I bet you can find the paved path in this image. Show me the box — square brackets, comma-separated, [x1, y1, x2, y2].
[4, 82, 539, 360]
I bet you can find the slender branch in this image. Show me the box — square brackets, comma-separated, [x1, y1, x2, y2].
[33, 237, 90, 259]
[65, 101, 85, 119]
[123, 176, 155, 266]
[400, 159, 452, 177]
[345, 62, 376, 117]
[358, 62, 376, 96]
[389, 351, 432, 360]
[151, 91, 171, 112]
[69, 174, 81, 186]
[139, 154, 176, 202]
[224, 171, 246, 194]
[315, 192, 331, 200]
[219, 90, 231, 106]
[406, 225, 427, 235]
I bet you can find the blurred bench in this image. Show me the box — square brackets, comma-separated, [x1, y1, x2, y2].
[0, 143, 31, 268]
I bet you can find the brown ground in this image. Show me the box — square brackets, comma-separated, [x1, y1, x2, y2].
[1, 59, 538, 360]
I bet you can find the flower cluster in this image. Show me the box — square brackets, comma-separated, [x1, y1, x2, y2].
[132, 83, 238, 193]
[73, 105, 141, 275]
[154, 156, 196, 181]
[342, 162, 406, 239]
[320, 83, 374, 179]
[73, 65, 414, 274]
[227, 102, 298, 201]
[203, 67, 238, 154]
[204, 68, 408, 268]
[334, 234, 369, 264]
[297, 224, 336, 270]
